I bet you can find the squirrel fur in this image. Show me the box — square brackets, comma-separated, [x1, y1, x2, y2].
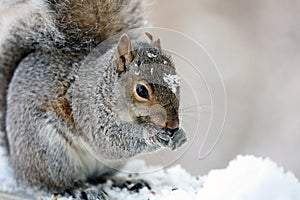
[0, 0, 187, 195]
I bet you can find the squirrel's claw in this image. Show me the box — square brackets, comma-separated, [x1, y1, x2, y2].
[156, 131, 171, 147]
[155, 128, 187, 150]
[170, 128, 187, 150]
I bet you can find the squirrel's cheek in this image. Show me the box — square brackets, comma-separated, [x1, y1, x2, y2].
[149, 104, 167, 128]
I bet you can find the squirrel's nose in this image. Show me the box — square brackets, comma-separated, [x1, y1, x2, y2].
[166, 120, 179, 130]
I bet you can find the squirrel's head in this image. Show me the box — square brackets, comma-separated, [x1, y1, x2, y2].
[114, 33, 180, 131]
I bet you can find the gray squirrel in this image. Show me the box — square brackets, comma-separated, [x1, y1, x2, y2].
[0, 0, 187, 198]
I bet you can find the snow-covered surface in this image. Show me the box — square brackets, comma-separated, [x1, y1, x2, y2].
[197, 155, 300, 200]
[0, 140, 300, 200]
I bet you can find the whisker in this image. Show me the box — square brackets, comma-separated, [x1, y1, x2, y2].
[179, 110, 194, 115]
[179, 104, 205, 111]
[179, 114, 195, 119]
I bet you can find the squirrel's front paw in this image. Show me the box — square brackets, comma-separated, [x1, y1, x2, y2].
[155, 128, 187, 150]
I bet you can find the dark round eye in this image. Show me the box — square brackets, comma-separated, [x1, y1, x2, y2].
[136, 84, 149, 99]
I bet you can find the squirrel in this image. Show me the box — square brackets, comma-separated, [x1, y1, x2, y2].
[0, 0, 187, 198]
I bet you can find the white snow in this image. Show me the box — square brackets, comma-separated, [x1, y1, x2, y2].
[105, 160, 203, 200]
[0, 138, 300, 200]
[147, 52, 158, 58]
[197, 155, 300, 200]
[134, 70, 140, 75]
[163, 73, 180, 93]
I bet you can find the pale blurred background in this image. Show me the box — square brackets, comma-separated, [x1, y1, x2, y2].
[146, 0, 300, 178]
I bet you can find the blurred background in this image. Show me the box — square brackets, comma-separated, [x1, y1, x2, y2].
[145, 0, 300, 178]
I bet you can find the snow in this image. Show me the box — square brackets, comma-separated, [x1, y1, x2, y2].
[105, 160, 203, 200]
[0, 138, 300, 200]
[163, 73, 180, 93]
[197, 155, 300, 200]
[147, 52, 158, 58]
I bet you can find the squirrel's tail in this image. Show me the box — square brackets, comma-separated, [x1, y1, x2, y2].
[1, 0, 145, 49]
[0, 0, 145, 142]
[53, 0, 145, 46]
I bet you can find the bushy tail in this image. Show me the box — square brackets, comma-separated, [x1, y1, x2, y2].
[1, 0, 145, 49]
[53, 0, 145, 46]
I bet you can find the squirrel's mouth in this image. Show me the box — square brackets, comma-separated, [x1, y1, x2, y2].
[164, 127, 179, 137]
[136, 116, 179, 135]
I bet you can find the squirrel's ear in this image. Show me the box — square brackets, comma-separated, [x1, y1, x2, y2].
[153, 38, 161, 49]
[145, 32, 161, 49]
[145, 32, 153, 41]
[116, 34, 135, 73]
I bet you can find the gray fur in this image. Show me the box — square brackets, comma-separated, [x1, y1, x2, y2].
[0, 0, 187, 195]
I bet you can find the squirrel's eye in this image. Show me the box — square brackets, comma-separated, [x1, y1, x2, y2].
[136, 84, 149, 99]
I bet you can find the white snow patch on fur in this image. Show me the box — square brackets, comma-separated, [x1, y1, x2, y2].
[163, 73, 180, 93]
